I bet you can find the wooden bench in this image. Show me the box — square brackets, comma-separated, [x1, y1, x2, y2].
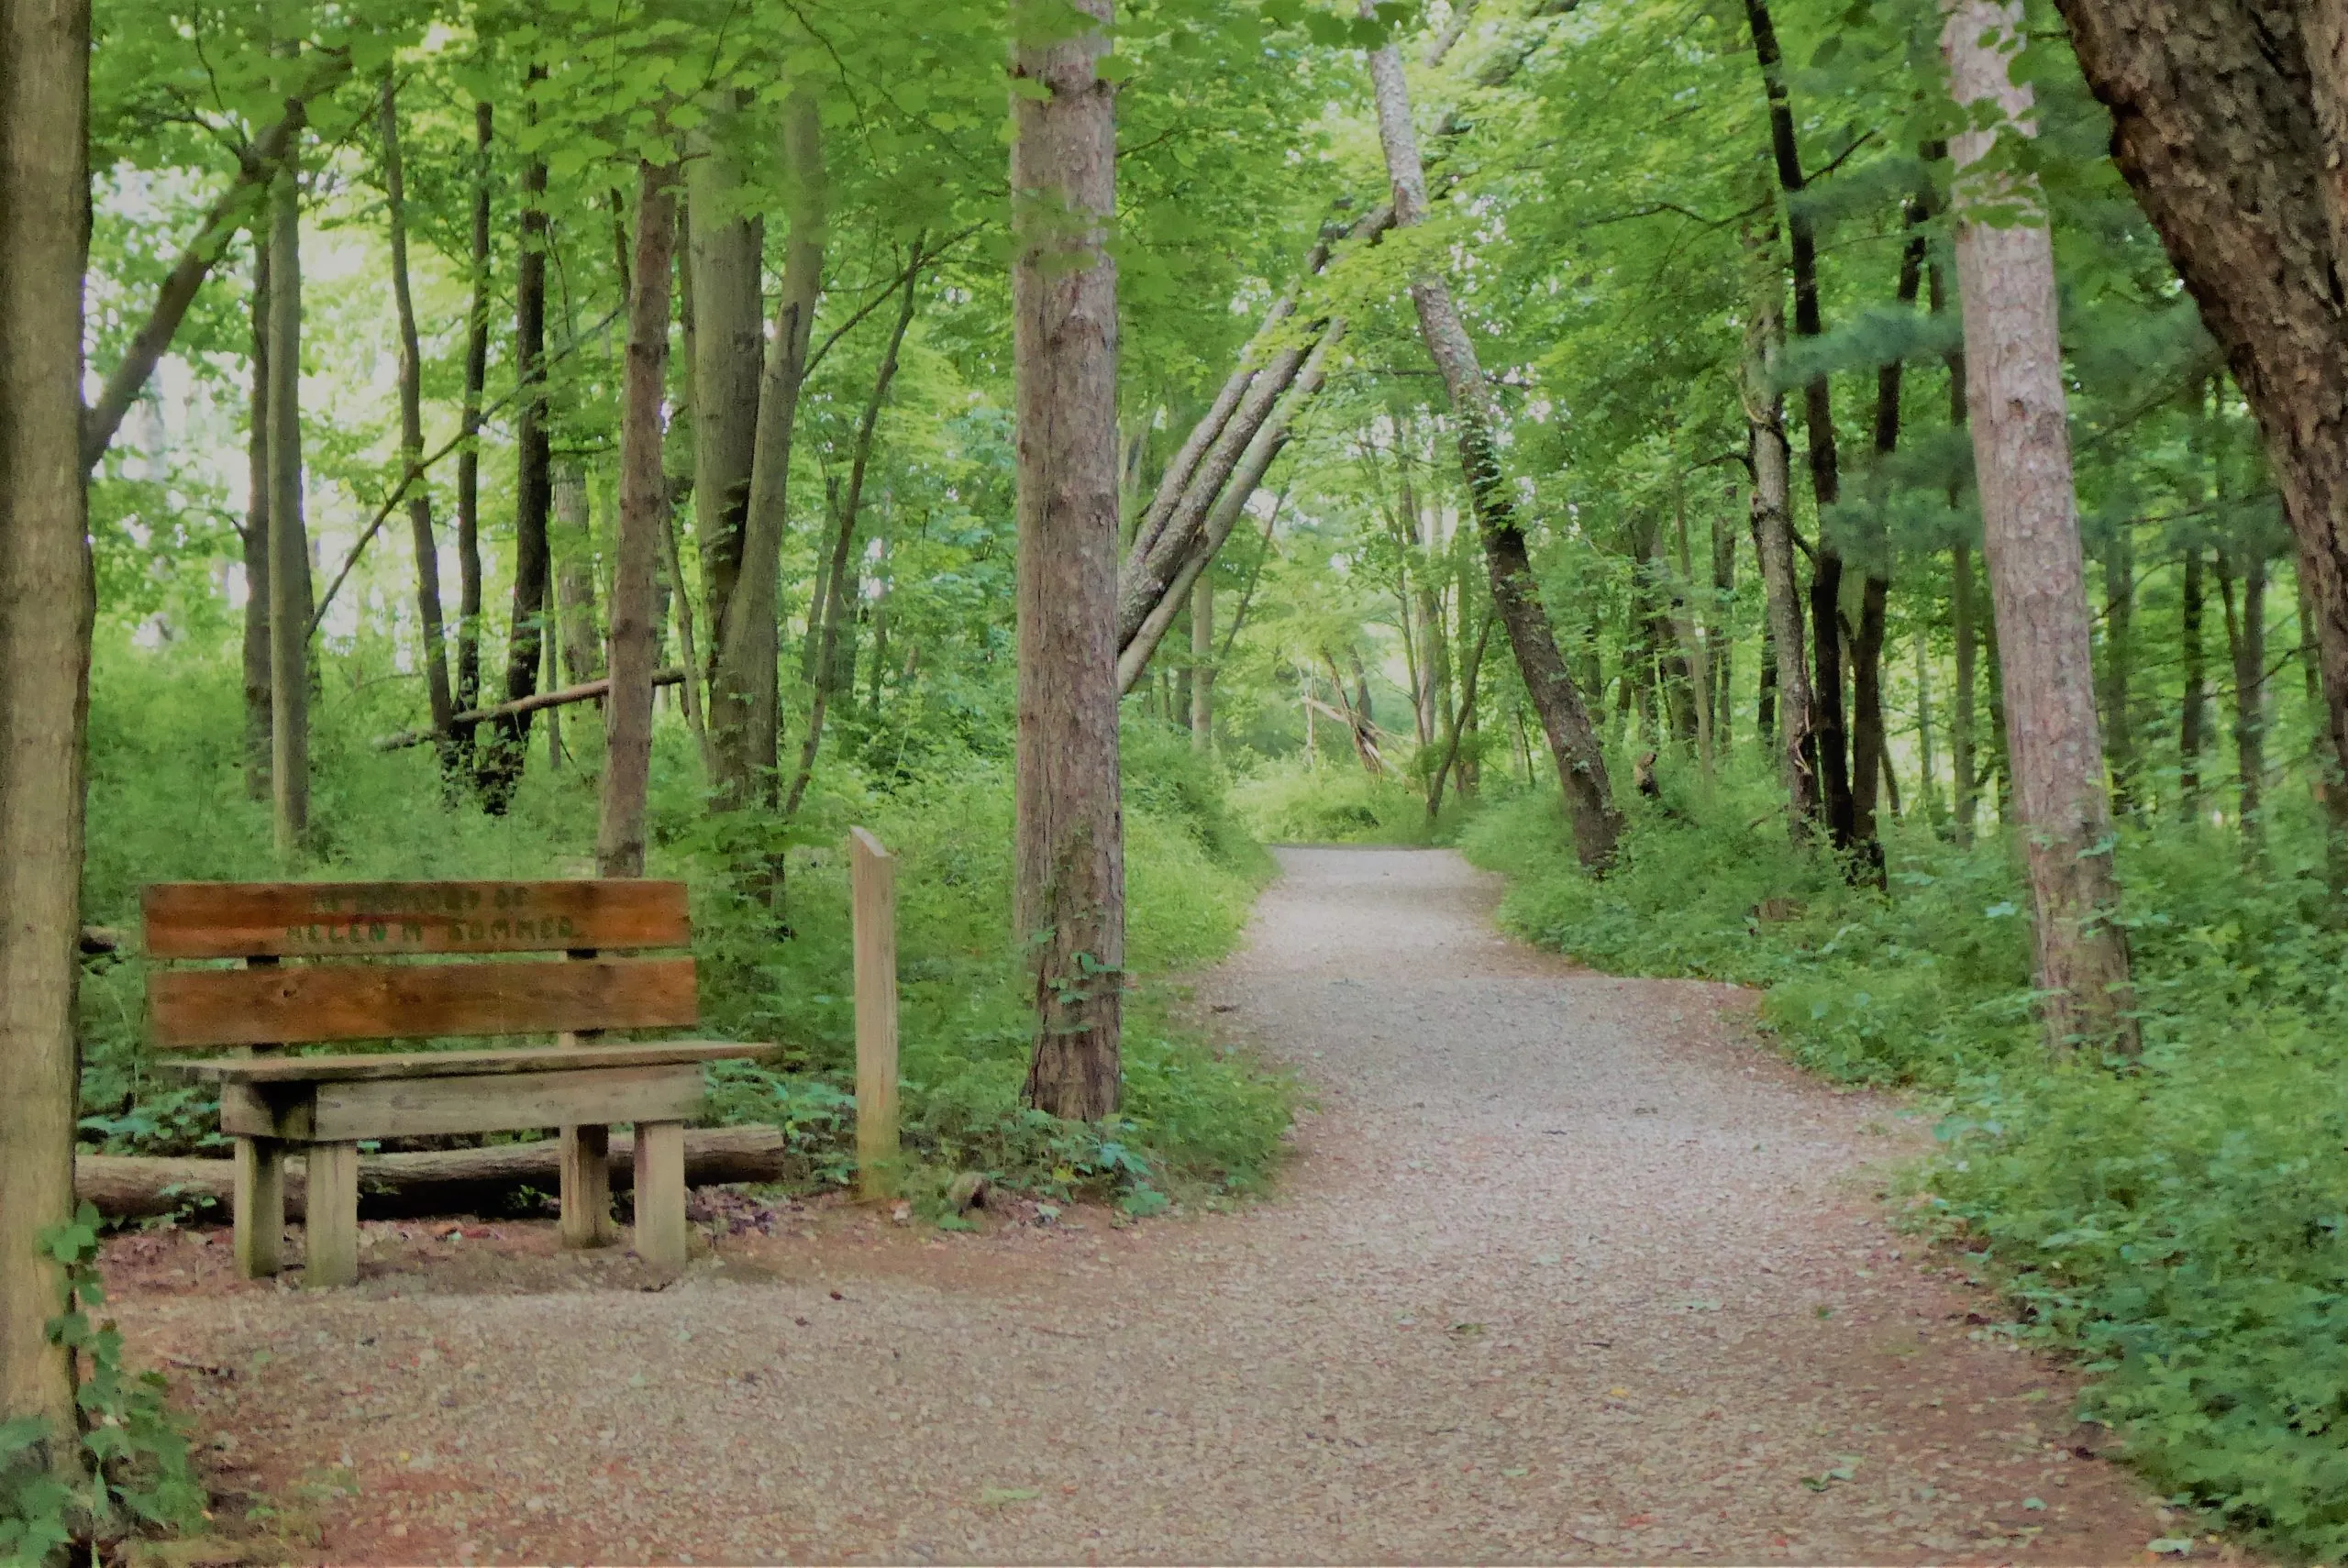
[143, 878, 764, 1287]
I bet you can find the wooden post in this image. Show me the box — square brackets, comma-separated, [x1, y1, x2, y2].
[633, 1120, 687, 1273]
[850, 827, 900, 1202]
[557, 946, 616, 1247]
[234, 955, 284, 1277]
[305, 1141, 359, 1288]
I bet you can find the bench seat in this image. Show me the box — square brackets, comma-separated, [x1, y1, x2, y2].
[168, 1040, 760, 1085]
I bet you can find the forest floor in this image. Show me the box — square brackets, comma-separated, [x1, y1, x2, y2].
[105, 846, 2198, 1566]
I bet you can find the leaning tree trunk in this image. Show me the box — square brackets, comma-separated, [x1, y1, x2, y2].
[379, 76, 454, 751]
[265, 82, 310, 861]
[597, 162, 680, 879]
[1366, 28, 1621, 868]
[1945, 0, 2138, 1054]
[2051, 0, 2348, 891]
[1011, 0, 1125, 1120]
[0, 0, 94, 1459]
[241, 242, 271, 801]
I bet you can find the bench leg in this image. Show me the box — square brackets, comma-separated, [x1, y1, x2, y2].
[232, 1136, 283, 1279]
[305, 1142, 360, 1289]
[559, 1123, 615, 1248]
[633, 1121, 687, 1275]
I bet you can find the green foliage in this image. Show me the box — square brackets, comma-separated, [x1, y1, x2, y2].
[1462, 777, 2348, 1559]
[1, 1206, 205, 1568]
[1230, 757, 1435, 845]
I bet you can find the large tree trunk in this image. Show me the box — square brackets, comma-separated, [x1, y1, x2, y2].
[1745, 0, 1855, 851]
[379, 76, 454, 753]
[711, 88, 824, 821]
[242, 243, 272, 802]
[1367, 31, 1620, 868]
[688, 109, 765, 666]
[597, 162, 680, 879]
[1012, 0, 1125, 1120]
[453, 101, 493, 777]
[1743, 245, 1822, 830]
[265, 87, 311, 860]
[482, 130, 554, 812]
[1945, 0, 2137, 1054]
[2051, 0, 2348, 888]
[0, 0, 94, 1457]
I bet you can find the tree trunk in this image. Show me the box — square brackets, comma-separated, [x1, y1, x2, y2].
[2100, 520, 2136, 812]
[1743, 243, 1822, 831]
[453, 100, 492, 775]
[1191, 573, 1213, 750]
[1711, 503, 1736, 753]
[688, 109, 765, 664]
[1746, 0, 1855, 849]
[597, 162, 680, 879]
[1916, 624, 1943, 824]
[242, 243, 272, 802]
[379, 76, 454, 754]
[266, 92, 310, 860]
[711, 88, 823, 820]
[0, 0, 94, 1458]
[1012, 0, 1125, 1121]
[482, 131, 554, 812]
[1367, 29, 1620, 868]
[1953, 542, 1979, 839]
[2217, 549, 2267, 845]
[1946, 0, 2137, 1054]
[2051, 0, 2348, 889]
[553, 465, 602, 683]
[2180, 546, 2205, 814]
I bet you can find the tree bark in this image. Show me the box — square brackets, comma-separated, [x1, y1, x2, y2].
[0, 0, 93, 1459]
[2099, 520, 2136, 812]
[482, 125, 554, 812]
[266, 83, 311, 861]
[597, 162, 680, 879]
[379, 76, 454, 753]
[1743, 242, 1822, 831]
[553, 465, 602, 683]
[1745, 0, 1855, 850]
[453, 101, 492, 774]
[711, 87, 824, 819]
[2050, 0, 2348, 887]
[1012, 0, 1125, 1120]
[1367, 30, 1620, 868]
[1190, 573, 1213, 750]
[1945, 0, 2137, 1053]
[242, 243, 272, 802]
[688, 108, 765, 667]
[2217, 548, 2267, 845]
[1953, 542, 1980, 838]
[2180, 546, 2205, 814]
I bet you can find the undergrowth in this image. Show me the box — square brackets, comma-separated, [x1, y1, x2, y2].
[1457, 758, 2348, 1562]
[75, 638, 1292, 1215]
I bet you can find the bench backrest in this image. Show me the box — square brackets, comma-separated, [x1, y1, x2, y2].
[142, 879, 698, 1051]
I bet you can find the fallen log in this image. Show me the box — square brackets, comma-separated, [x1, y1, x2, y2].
[78, 1125, 795, 1222]
[372, 668, 685, 751]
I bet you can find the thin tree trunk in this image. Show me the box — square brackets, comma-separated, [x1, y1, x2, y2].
[2180, 546, 2205, 814]
[1012, 0, 1124, 1120]
[659, 502, 713, 774]
[2100, 521, 2136, 812]
[1367, 28, 1621, 868]
[453, 100, 492, 773]
[1946, 0, 2137, 1053]
[1711, 502, 1736, 753]
[1953, 542, 1979, 839]
[0, 0, 94, 1456]
[782, 249, 922, 819]
[711, 87, 823, 819]
[379, 76, 454, 756]
[242, 243, 272, 801]
[597, 161, 680, 879]
[1191, 573, 1213, 750]
[1743, 238, 1821, 830]
[2217, 550, 2267, 846]
[482, 126, 553, 811]
[1916, 624, 1942, 824]
[1746, 0, 1855, 849]
[266, 85, 310, 860]
[553, 465, 602, 683]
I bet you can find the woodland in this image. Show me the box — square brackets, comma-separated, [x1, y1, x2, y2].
[9, 0, 2348, 1558]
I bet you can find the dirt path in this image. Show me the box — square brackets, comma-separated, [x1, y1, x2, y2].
[114, 847, 2180, 1565]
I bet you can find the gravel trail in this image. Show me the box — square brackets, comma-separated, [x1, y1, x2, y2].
[116, 846, 2175, 1564]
